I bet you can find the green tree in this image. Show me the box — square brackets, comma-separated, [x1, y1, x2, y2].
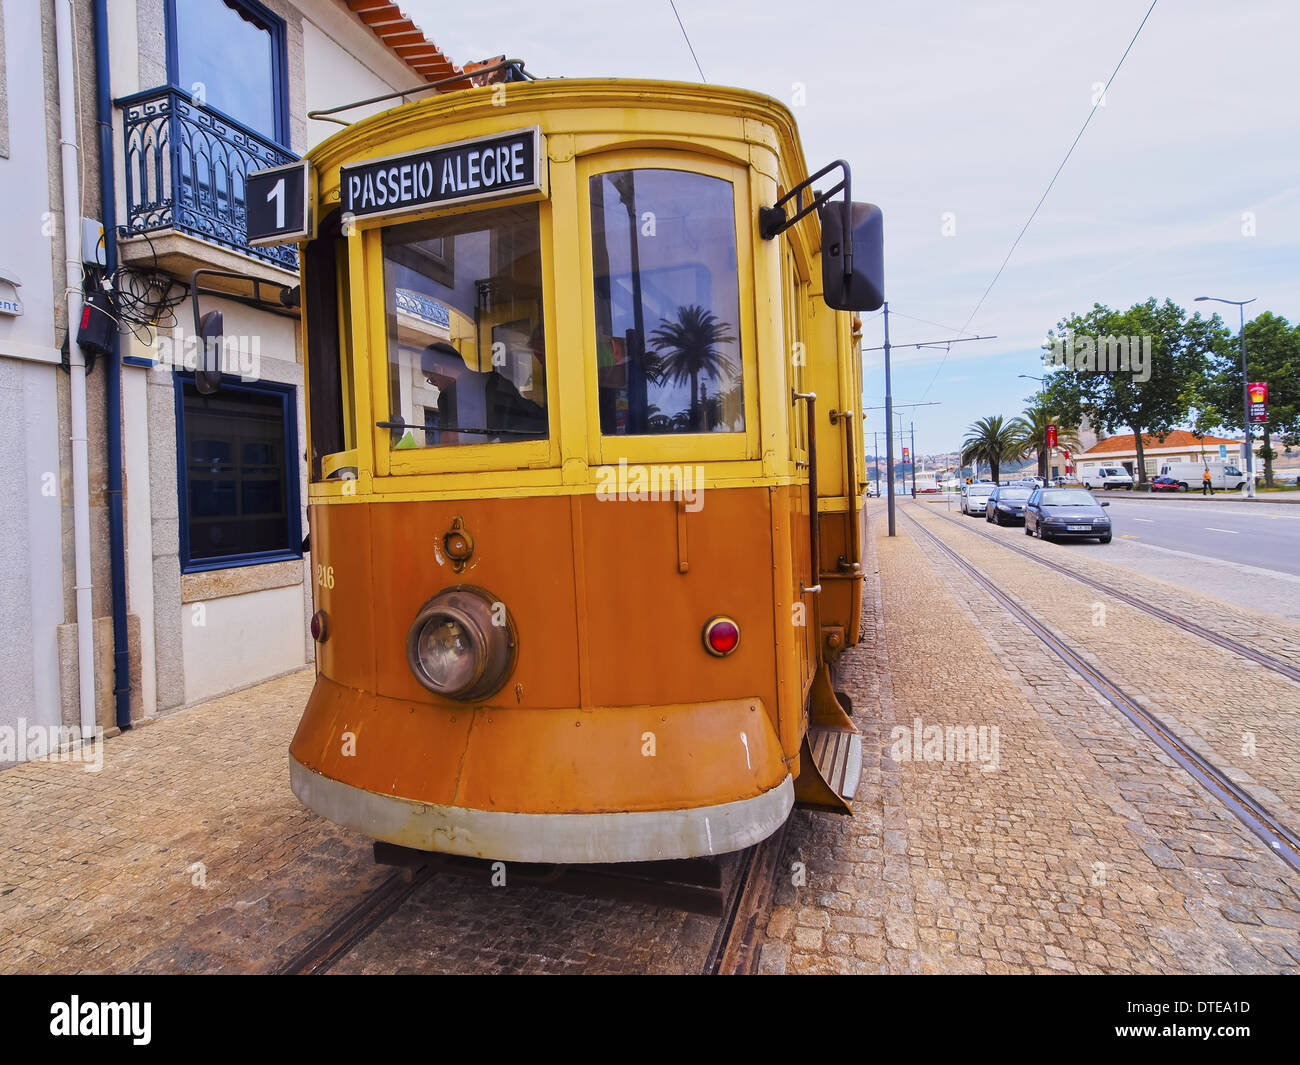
[1015, 401, 1082, 480]
[1041, 299, 1221, 486]
[1200, 311, 1300, 488]
[649, 305, 737, 432]
[960, 415, 1027, 484]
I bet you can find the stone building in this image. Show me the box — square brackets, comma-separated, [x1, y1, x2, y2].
[0, 0, 471, 762]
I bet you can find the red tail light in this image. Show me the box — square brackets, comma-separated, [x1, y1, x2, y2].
[703, 616, 740, 657]
[310, 610, 328, 642]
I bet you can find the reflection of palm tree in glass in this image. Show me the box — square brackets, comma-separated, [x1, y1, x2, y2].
[710, 381, 744, 431]
[649, 305, 737, 432]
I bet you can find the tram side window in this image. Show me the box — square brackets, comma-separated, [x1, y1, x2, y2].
[303, 219, 353, 481]
[381, 203, 548, 449]
[590, 169, 744, 436]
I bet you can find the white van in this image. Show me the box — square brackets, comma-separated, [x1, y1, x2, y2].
[1158, 460, 1247, 491]
[1079, 463, 1134, 490]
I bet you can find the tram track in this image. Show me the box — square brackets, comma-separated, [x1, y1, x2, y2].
[276, 829, 788, 975]
[898, 506, 1300, 875]
[703, 818, 790, 975]
[916, 503, 1300, 686]
[276, 863, 439, 975]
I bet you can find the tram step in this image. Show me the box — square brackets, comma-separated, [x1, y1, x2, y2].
[808, 726, 863, 802]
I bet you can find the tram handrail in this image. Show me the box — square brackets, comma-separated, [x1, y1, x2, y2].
[307, 60, 533, 125]
[829, 406, 860, 570]
[792, 390, 820, 600]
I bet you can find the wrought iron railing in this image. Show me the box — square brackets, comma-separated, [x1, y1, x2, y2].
[118, 87, 298, 271]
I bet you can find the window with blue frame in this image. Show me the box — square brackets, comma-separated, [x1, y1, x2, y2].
[176, 376, 301, 571]
[167, 0, 289, 145]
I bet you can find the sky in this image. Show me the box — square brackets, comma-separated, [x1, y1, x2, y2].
[400, 0, 1299, 456]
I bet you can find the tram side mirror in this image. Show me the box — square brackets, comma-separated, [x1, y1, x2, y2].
[195, 310, 224, 395]
[819, 201, 884, 312]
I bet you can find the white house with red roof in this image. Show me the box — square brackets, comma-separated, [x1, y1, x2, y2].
[1077, 431, 1245, 480]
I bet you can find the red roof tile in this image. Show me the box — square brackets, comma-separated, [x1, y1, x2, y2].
[1081, 430, 1241, 456]
[345, 0, 474, 89]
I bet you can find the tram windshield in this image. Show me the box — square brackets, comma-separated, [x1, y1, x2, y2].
[590, 169, 744, 436]
[381, 203, 548, 448]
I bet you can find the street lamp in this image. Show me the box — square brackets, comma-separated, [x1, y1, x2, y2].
[1195, 296, 1257, 498]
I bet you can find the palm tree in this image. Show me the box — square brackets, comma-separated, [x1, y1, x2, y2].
[649, 305, 737, 432]
[1016, 405, 1081, 480]
[961, 415, 1028, 484]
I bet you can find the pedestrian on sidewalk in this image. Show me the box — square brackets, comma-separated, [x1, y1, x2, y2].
[1202, 468, 1214, 496]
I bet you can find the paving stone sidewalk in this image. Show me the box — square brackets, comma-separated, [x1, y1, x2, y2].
[759, 502, 1300, 974]
[0, 671, 715, 974]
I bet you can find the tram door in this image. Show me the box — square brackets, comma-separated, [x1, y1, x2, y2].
[782, 241, 816, 693]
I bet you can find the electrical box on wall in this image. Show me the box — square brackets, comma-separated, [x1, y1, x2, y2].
[77, 289, 116, 358]
[81, 218, 106, 266]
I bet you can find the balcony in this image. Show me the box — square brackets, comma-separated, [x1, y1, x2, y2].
[118, 87, 298, 277]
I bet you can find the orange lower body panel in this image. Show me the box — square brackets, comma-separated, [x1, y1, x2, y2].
[290, 673, 787, 814]
[287, 481, 846, 858]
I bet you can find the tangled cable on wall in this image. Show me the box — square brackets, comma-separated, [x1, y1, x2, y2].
[89, 228, 190, 346]
[111, 264, 188, 342]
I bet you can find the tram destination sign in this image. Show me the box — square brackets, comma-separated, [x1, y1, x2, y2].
[340, 126, 543, 222]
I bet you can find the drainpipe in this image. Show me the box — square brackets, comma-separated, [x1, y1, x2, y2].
[55, 0, 96, 737]
[92, 0, 132, 731]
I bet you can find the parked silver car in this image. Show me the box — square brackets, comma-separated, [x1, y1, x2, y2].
[960, 482, 995, 516]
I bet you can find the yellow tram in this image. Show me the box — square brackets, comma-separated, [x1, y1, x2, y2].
[237, 73, 883, 863]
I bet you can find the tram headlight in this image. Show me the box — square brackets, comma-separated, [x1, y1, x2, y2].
[405, 586, 517, 701]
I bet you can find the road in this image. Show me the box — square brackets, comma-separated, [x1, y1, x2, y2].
[1101, 496, 1300, 577]
[926, 492, 1300, 622]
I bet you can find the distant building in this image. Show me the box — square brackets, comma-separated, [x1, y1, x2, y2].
[1078, 431, 1244, 479]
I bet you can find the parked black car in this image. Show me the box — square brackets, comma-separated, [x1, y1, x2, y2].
[985, 485, 1034, 525]
[1024, 488, 1112, 543]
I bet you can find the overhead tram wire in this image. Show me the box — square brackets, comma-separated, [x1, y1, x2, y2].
[886, 309, 983, 337]
[668, 0, 707, 82]
[916, 0, 1160, 403]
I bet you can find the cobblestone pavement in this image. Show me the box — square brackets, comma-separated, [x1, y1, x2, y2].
[917, 496, 1300, 665]
[0, 672, 388, 974]
[2, 500, 1297, 974]
[760, 500, 1300, 973]
[326, 875, 717, 975]
[0, 672, 716, 974]
[908, 502, 1300, 830]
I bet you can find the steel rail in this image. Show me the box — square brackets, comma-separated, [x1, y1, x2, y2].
[704, 818, 791, 975]
[920, 504, 1300, 686]
[278, 831, 791, 975]
[275, 863, 437, 975]
[899, 507, 1300, 875]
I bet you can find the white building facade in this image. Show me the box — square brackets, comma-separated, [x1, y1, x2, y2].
[0, 0, 70, 753]
[1, 0, 469, 763]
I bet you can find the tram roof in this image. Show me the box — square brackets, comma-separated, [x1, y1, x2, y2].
[306, 77, 812, 187]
